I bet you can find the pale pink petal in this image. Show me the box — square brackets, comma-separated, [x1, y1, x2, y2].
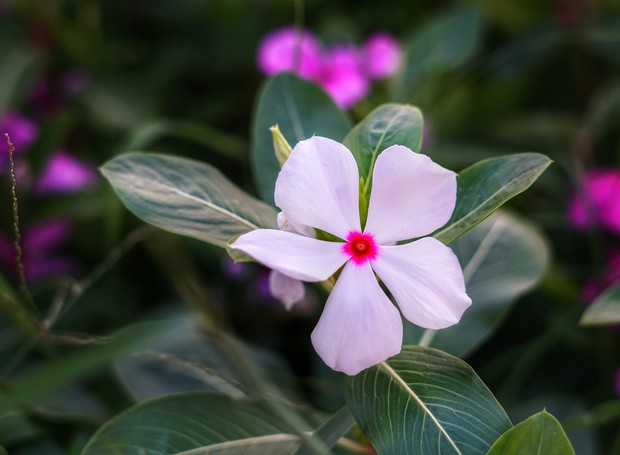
[372, 237, 471, 329]
[269, 270, 305, 309]
[364, 145, 457, 243]
[257, 26, 323, 79]
[317, 45, 369, 109]
[275, 137, 361, 239]
[231, 229, 347, 282]
[311, 261, 402, 375]
[362, 33, 402, 80]
[276, 211, 314, 237]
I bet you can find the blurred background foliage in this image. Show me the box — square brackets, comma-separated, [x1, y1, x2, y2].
[1, 0, 620, 453]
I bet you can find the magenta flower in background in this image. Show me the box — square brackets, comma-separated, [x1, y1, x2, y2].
[317, 46, 370, 109]
[232, 136, 471, 375]
[257, 26, 323, 79]
[36, 151, 100, 195]
[257, 26, 401, 109]
[362, 32, 402, 79]
[0, 219, 75, 282]
[0, 112, 38, 162]
[615, 367, 620, 397]
[568, 169, 620, 235]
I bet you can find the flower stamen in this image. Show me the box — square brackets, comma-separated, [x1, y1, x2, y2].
[343, 231, 378, 264]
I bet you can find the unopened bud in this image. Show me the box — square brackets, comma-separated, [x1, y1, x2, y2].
[270, 124, 292, 166]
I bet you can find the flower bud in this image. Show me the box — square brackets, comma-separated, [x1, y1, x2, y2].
[270, 124, 292, 166]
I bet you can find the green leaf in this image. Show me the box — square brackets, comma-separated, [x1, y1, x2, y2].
[0, 322, 162, 416]
[345, 346, 512, 455]
[394, 7, 483, 99]
[580, 283, 620, 326]
[295, 406, 355, 455]
[251, 73, 351, 204]
[434, 153, 551, 244]
[407, 210, 550, 358]
[101, 152, 277, 248]
[486, 410, 575, 455]
[114, 315, 292, 402]
[81, 392, 321, 455]
[343, 103, 423, 193]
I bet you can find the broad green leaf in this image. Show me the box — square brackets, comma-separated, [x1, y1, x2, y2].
[251, 73, 351, 204]
[0, 322, 162, 416]
[81, 392, 322, 455]
[345, 346, 512, 455]
[0, 46, 39, 111]
[295, 406, 355, 455]
[101, 152, 277, 248]
[406, 210, 550, 358]
[114, 315, 293, 401]
[394, 7, 483, 99]
[343, 103, 423, 192]
[580, 283, 620, 326]
[434, 153, 551, 244]
[486, 410, 575, 455]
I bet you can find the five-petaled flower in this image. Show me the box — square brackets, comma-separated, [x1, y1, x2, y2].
[231, 136, 471, 375]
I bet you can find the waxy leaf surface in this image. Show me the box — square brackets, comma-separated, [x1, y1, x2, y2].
[345, 346, 512, 455]
[102, 152, 277, 248]
[81, 392, 318, 455]
[486, 410, 575, 455]
[580, 283, 620, 326]
[251, 73, 351, 204]
[434, 153, 551, 244]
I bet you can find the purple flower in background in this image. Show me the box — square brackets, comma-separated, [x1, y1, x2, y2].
[61, 68, 90, 97]
[257, 26, 323, 80]
[0, 219, 75, 282]
[36, 151, 100, 195]
[317, 46, 370, 109]
[257, 26, 401, 109]
[0, 112, 38, 166]
[568, 169, 620, 235]
[615, 367, 620, 397]
[362, 33, 402, 80]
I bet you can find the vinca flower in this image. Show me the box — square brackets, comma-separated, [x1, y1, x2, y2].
[36, 150, 100, 195]
[231, 136, 471, 375]
[568, 169, 620, 235]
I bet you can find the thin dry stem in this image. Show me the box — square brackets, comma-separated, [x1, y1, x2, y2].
[5, 134, 37, 315]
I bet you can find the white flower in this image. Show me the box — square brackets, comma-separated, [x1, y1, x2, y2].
[232, 136, 471, 375]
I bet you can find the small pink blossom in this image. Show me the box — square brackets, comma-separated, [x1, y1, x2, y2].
[615, 366, 620, 397]
[232, 137, 471, 375]
[317, 46, 369, 109]
[362, 32, 402, 79]
[257, 26, 323, 80]
[0, 112, 38, 161]
[568, 169, 620, 235]
[257, 26, 401, 109]
[36, 151, 100, 195]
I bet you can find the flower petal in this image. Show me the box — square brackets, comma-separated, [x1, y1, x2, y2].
[372, 237, 471, 330]
[364, 145, 457, 243]
[231, 229, 347, 281]
[311, 261, 402, 375]
[275, 137, 361, 239]
[269, 270, 305, 309]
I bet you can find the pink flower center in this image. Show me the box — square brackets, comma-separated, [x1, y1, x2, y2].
[343, 231, 378, 264]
